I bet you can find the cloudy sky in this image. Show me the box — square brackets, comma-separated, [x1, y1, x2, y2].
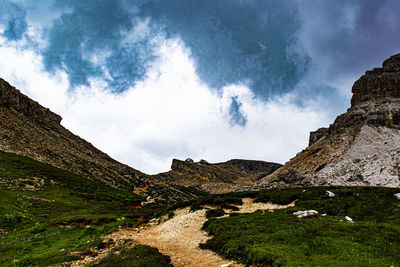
[0, 0, 399, 174]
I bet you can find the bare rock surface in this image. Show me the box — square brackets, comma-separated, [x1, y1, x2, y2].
[351, 53, 400, 106]
[256, 54, 400, 188]
[155, 158, 281, 193]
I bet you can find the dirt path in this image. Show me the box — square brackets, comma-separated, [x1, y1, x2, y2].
[129, 198, 294, 267]
[71, 198, 294, 267]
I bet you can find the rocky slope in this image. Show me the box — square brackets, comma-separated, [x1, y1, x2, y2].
[0, 78, 198, 202]
[155, 158, 281, 192]
[257, 53, 400, 188]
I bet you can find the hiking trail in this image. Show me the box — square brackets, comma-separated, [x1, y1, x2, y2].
[71, 198, 294, 267]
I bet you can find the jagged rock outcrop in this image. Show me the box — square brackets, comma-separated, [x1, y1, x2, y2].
[257, 53, 400, 188]
[0, 80, 62, 123]
[155, 158, 281, 193]
[0, 78, 199, 202]
[351, 53, 400, 106]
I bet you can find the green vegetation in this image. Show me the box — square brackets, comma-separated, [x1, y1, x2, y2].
[92, 245, 172, 267]
[205, 209, 225, 218]
[189, 195, 244, 212]
[0, 151, 168, 266]
[201, 187, 400, 266]
[2, 150, 400, 267]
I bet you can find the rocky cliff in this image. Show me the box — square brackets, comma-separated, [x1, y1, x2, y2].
[155, 158, 281, 193]
[0, 78, 199, 202]
[257, 53, 400, 188]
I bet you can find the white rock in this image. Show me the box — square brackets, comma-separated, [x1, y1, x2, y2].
[326, 190, 335, 197]
[345, 216, 354, 223]
[293, 210, 318, 218]
[394, 193, 400, 200]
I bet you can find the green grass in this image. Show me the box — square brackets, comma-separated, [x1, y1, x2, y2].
[200, 186, 400, 266]
[91, 245, 172, 267]
[3, 150, 400, 266]
[0, 151, 169, 266]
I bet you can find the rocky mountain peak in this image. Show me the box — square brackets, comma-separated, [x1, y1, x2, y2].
[255, 53, 400, 189]
[0, 78, 62, 123]
[351, 53, 400, 106]
[382, 53, 400, 72]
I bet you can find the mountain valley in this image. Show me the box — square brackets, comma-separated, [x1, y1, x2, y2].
[1, 54, 400, 266]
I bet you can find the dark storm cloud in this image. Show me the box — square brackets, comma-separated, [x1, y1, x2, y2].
[39, 0, 309, 97]
[298, 0, 400, 82]
[42, 0, 154, 90]
[0, 0, 27, 40]
[2, 0, 400, 118]
[138, 0, 309, 99]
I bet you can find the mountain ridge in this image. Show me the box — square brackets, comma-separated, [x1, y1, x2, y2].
[256, 53, 400, 188]
[0, 78, 199, 202]
[155, 158, 281, 193]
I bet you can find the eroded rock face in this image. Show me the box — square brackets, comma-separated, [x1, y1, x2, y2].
[225, 159, 282, 180]
[156, 158, 282, 193]
[0, 78, 61, 123]
[351, 53, 400, 106]
[309, 54, 400, 147]
[256, 53, 400, 189]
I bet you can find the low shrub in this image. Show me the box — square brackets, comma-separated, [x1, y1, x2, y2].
[92, 245, 172, 267]
[0, 212, 24, 228]
[206, 209, 225, 218]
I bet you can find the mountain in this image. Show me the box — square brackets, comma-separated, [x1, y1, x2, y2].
[257, 53, 400, 188]
[0, 78, 199, 202]
[155, 158, 281, 193]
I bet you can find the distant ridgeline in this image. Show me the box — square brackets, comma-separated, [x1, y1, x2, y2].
[257, 53, 400, 188]
[155, 158, 281, 193]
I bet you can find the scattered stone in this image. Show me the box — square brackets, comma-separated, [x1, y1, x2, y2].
[140, 196, 156, 206]
[345, 216, 354, 223]
[23, 195, 55, 203]
[326, 190, 335, 197]
[221, 262, 235, 267]
[293, 210, 318, 218]
[394, 193, 400, 200]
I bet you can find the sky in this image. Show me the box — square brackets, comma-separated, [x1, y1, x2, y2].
[0, 0, 399, 174]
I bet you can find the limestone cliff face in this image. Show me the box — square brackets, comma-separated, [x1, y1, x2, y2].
[0, 78, 198, 202]
[257, 53, 400, 188]
[155, 158, 281, 193]
[351, 53, 400, 106]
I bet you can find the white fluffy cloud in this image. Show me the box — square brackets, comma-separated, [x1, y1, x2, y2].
[0, 35, 330, 174]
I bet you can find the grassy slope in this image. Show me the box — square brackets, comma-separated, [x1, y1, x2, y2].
[2, 150, 400, 266]
[201, 187, 400, 266]
[0, 151, 169, 266]
[91, 245, 172, 267]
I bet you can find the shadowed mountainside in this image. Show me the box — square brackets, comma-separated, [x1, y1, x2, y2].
[0, 78, 199, 202]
